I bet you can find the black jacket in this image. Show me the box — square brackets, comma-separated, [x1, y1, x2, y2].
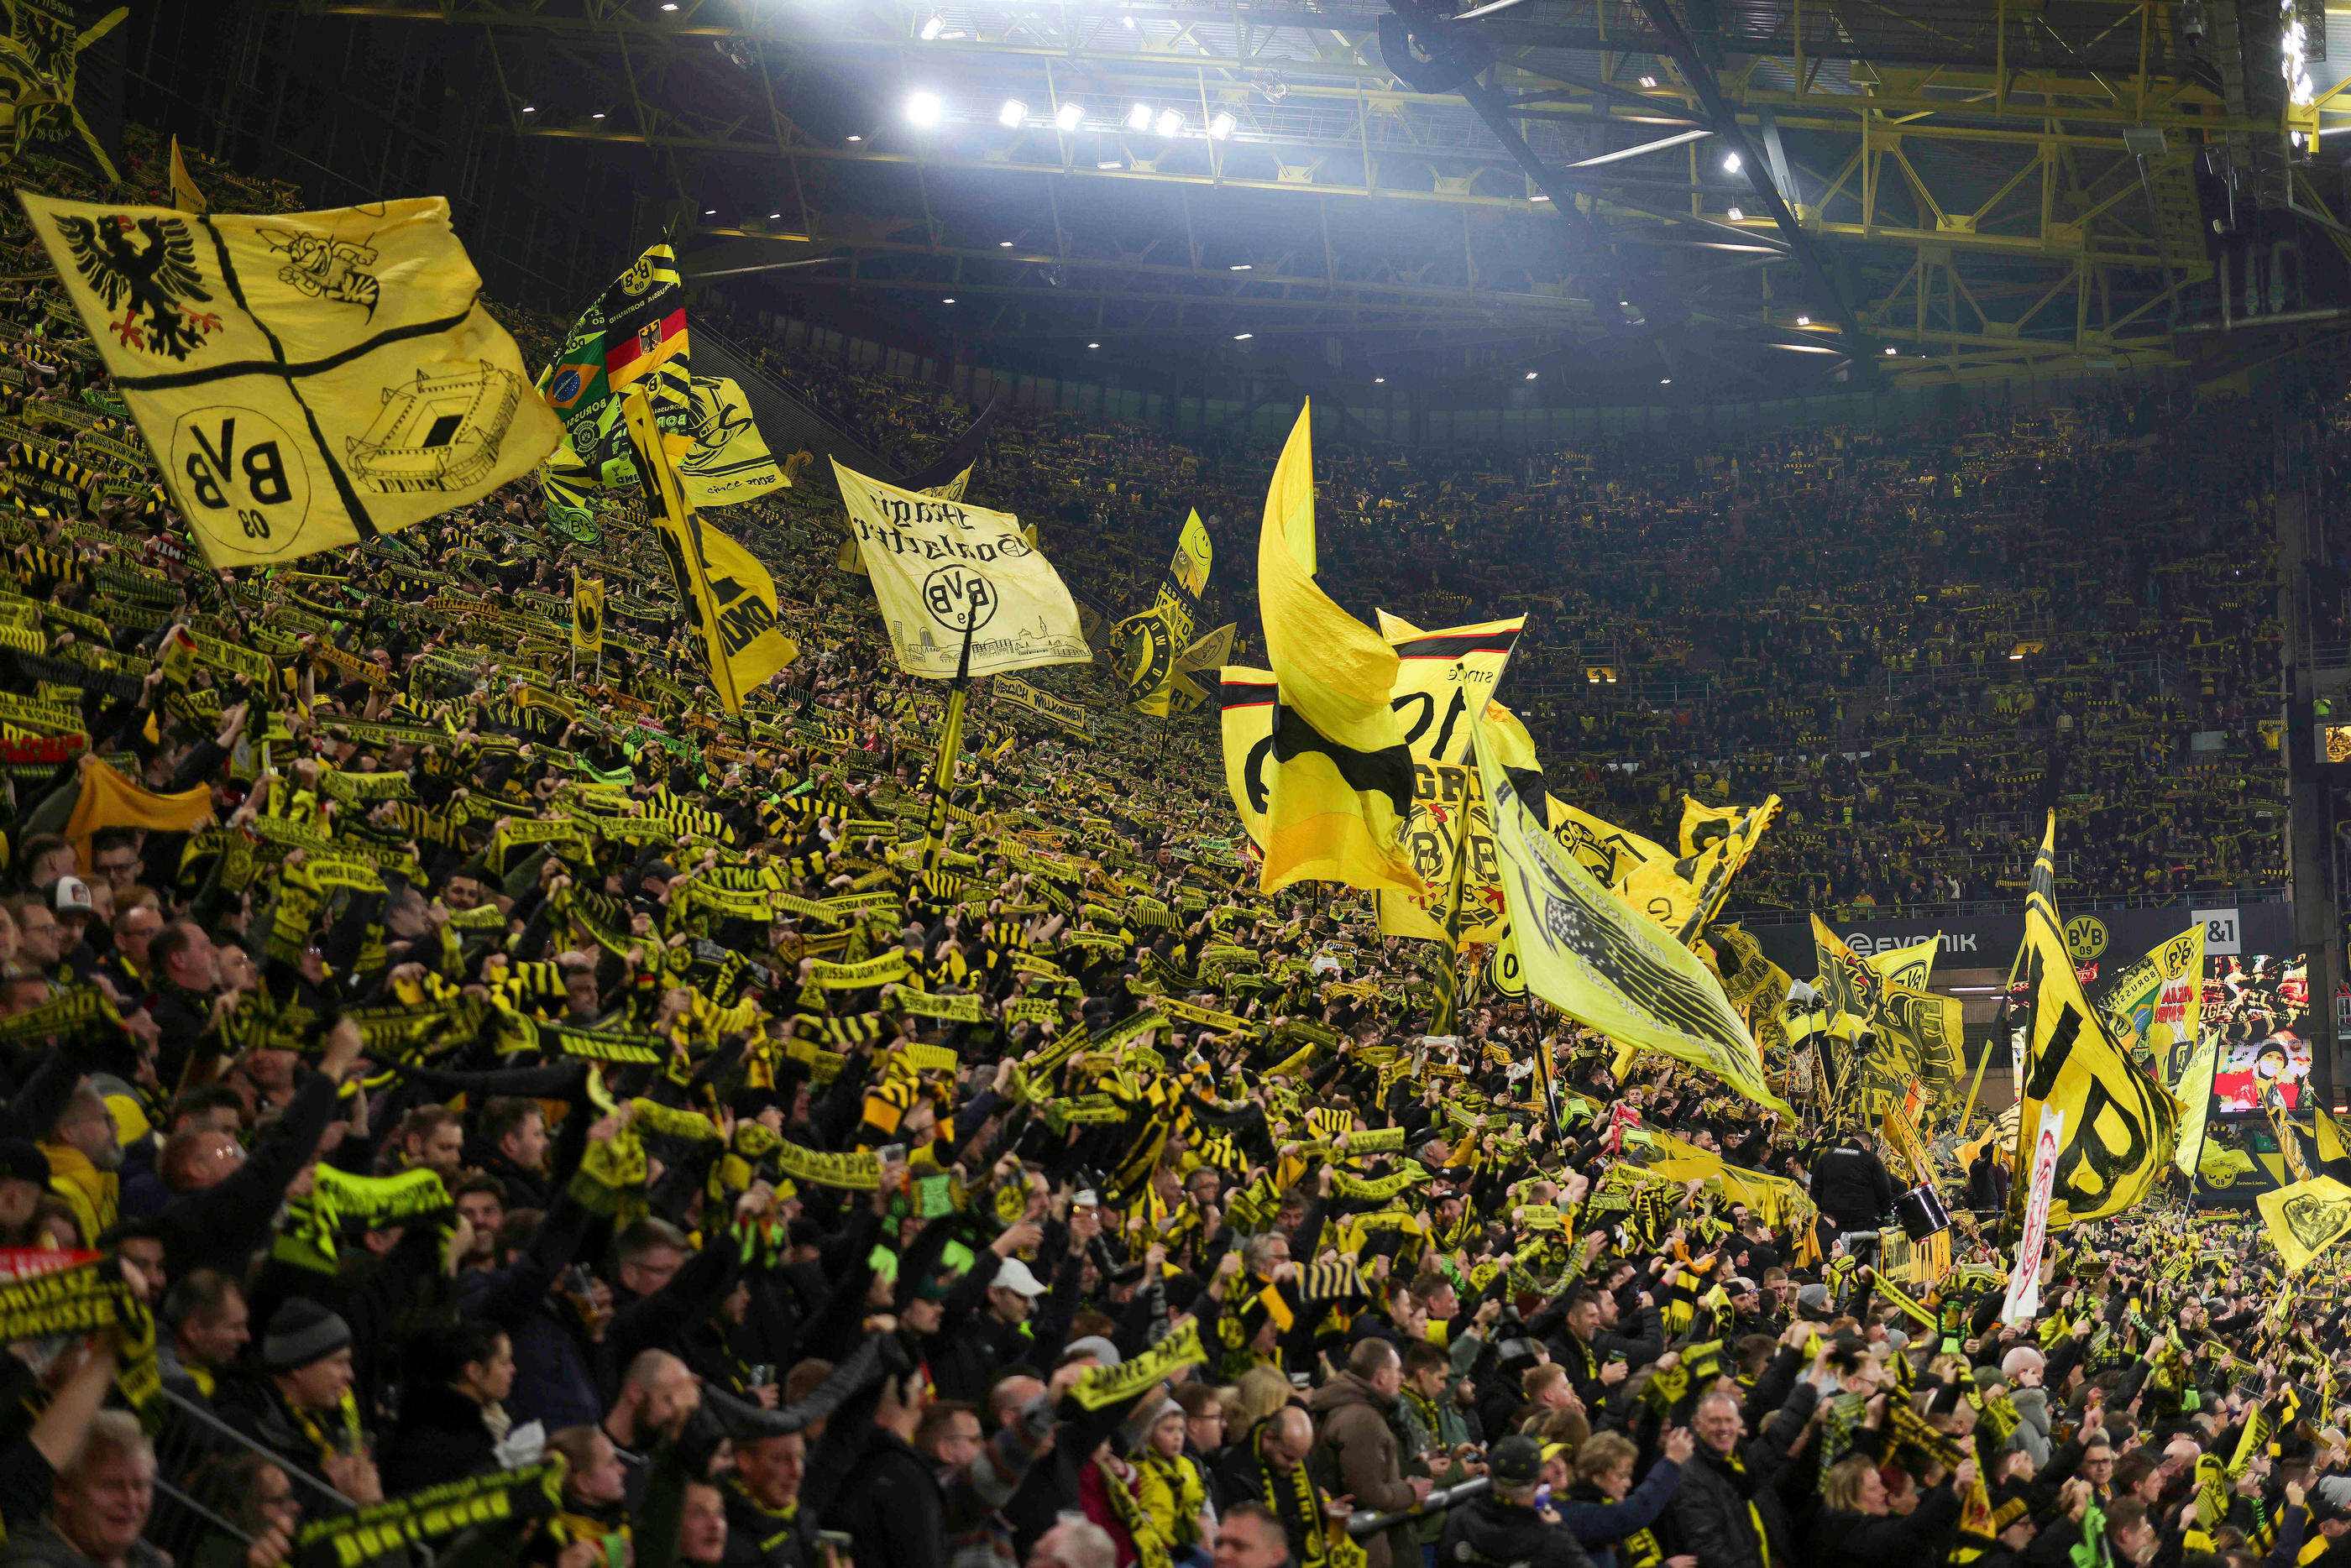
[1805, 1485, 1963, 1568]
[1436, 1495, 1597, 1568]
[1809, 1140, 1898, 1231]
[1663, 1383, 1817, 1568]
[822, 1425, 947, 1568]
[380, 1378, 500, 1496]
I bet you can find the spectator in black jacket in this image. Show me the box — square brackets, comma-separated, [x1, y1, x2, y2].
[1809, 1132, 1897, 1242]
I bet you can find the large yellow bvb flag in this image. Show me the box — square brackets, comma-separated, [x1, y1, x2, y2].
[1254, 403, 1423, 896]
[22, 191, 560, 569]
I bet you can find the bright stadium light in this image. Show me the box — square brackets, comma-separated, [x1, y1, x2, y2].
[1722, 151, 1741, 173]
[1230, 264, 1251, 271]
[1088, 342, 1101, 348]
[1374, 377, 1385, 383]
[1155, 108, 1183, 136]
[1638, 74, 1657, 86]
[1233, 332, 1253, 340]
[999, 239, 1013, 247]
[920, 13, 945, 39]
[1056, 101, 1085, 130]
[1209, 111, 1236, 139]
[998, 99, 1028, 126]
[1128, 102, 1154, 130]
[905, 91, 944, 128]
[1526, 371, 1538, 379]
[1796, 314, 1810, 325]
[1884, 344, 1898, 354]
[1726, 206, 1744, 220]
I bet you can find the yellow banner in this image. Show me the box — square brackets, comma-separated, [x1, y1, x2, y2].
[834, 461, 1091, 680]
[2099, 923, 2205, 1088]
[621, 391, 796, 713]
[571, 572, 604, 655]
[1376, 760, 1504, 947]
[1116, 509, 1214, 714]
[666, 367, 788, 507]
[1475, 708, 1785, 1113]
[24, 192, 559, 570]
[2012, 813, 2182, 1229]
[2257, 1175, 2351, 1273]
[1374, 611, 1525, 766]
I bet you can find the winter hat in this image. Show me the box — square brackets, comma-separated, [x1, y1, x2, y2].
[262, 1298, 353, 1372]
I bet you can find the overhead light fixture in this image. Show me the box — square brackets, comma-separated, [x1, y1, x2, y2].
[1056, 101, 1085, 130]
[661, 2, 677, 8]
[1233, 332, 1253, 340]
[904, 91, 944, 128]
[1721, 151, 1741, 173]
[998, 98, 1027, 126]
[1374, 376, 1385, 384]
[1525, 371, 1538, 379]
[1229, 263, 1251, 271]
[1883, 344, 1898, 354]
[1123, 12, 1137, 25]
[943, 297, 956, 304]
[920, 13, 944, 39]
[1088, 342, 1101, 348]
[1155, 108, 1182, 136]
[1796, 314, 1810, 325]
[591, 110, 606, 118]
[521, 106, 537, 113]
[1570, 128, 1710, 168]
[768, 212, 780, 219]
[1660, 377, 1671, 384]
[1127, 102, 1154, 130]
[1726, 206, 1743, 220]
[999, 239, 1013, 247]
[1530, 192, 1550, 201]
[1208, 111, 1235, 139]
[1638, 74, 1657, 87]
[703, 208, 715, 216]
[1772, 342, 1837, 353]
[1097, 159, 1123, 169]
[847, 133, 863, 141]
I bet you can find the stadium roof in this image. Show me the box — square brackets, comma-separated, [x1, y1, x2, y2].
[291, 0, 2351, 405]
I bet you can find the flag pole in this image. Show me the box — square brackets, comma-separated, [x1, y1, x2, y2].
[921, 614, 977, 874]
[1429, 740, 1477, 1037]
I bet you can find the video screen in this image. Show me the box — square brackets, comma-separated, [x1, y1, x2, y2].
[2204, 955, 2311, 1112]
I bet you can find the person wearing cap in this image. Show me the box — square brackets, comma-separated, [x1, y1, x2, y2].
[924, 1219, 1049, 1403]
[217, 1298, 381, 1506]
[1436, 1434, 1596, 1568]
[45, 880, 97, 984]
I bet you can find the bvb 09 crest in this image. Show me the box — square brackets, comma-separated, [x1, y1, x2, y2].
[2064, 915, 2108, 962]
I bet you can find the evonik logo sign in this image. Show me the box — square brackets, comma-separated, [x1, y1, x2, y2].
[1841, 932, 1981, 957]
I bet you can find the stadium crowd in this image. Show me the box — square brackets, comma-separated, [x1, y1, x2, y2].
[0, 128, 2330, 1568]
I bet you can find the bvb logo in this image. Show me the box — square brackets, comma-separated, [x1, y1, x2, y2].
[171, 407, 309, 546]
[2064, 916, 2109, 962]
[921, 566, 997, 633]
[618, 257, 657, 296]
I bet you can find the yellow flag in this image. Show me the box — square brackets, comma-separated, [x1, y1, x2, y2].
[1164, 622, 1235, 713]
[1867, 938, 1940, 991]
[2319, 1104, 2350, 1167]
[1375, 760, 1505, 947]
[2099, 923, 2206, 1089]
[832, 461, 1090, 680]
[1375, 612, 1526, 766]
[2173, 1037, 2217, 1175]
[168, 137, 206, 214]
[1217, 665, 1274, 847]
[666, 368, 787, 507]
[1474, 706, 1785, 1112]
[1117, 510, 1215, 714]
[620, 390, 796, 713]
[571, 572, 605, 655]
[1673, 795, 1780, 941]
[2013, 813, 2182, 1229]
[1254, 404, 1422, 896]
[23, 191, 560, 570]
[2256, 1175, 2351, 1273]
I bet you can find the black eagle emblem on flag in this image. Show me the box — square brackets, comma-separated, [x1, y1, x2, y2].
[54, 214, 220, 360]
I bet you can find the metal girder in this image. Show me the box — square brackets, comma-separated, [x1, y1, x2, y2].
[282, 0, 2348, 394]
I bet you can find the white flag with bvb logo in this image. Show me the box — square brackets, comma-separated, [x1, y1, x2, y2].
[831, 459, 1089, 680]
[19, 191, 560, 569]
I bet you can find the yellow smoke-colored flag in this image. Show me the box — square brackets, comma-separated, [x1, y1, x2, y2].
[571, 572, 605, 655]
[2173, 1037, 2218, 1176]
[1217, 665, 1275, 847]
[1474, 706, 1786, 1112]
[1672, 795, 1780, 942]
[620, 390, 797, 713]
[2318, 1104, 2350, 1167]
[2256, 1174, 2351, 1273]
[23, 191, 560, 571]
[2012, 813, 2182, 1229]
[1254, 403, 1422, 896]
[168, 137, 206, 214]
